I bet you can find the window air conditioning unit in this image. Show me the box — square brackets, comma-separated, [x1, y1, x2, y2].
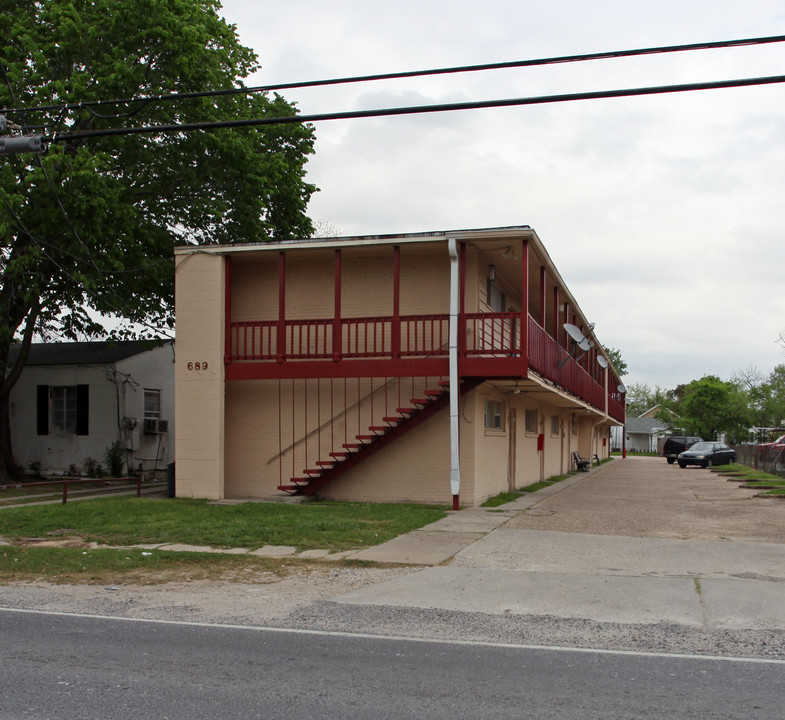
[143, 418, 169, 434]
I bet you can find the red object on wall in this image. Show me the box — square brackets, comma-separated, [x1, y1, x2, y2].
[537, 433, 544, 452]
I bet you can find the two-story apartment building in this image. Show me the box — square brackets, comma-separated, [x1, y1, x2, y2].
[174, 226, 624, 507]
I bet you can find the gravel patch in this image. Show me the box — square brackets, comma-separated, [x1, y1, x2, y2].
[3, 567, 785, 661]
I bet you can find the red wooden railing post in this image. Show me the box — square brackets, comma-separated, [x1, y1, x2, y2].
[333, 249, 342, 362]
[520, 239, 529, 370]
[392, 246, 401, 359]
[277, 251, 286, 363]
[459, 242, 467, 359]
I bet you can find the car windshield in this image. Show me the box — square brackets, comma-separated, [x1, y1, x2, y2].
[689, 442, 714, 452]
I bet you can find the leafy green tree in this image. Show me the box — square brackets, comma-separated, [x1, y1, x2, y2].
[763, 365, 785, 428]
[625, 382, 675, 418]
[0, 0, 317, 480]
[677, 375, 752, 443]
[602, 346, 628, 377]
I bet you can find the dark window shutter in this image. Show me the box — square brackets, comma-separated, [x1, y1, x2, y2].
[36, 385, 49, 435]
[76, 384, 89, 436]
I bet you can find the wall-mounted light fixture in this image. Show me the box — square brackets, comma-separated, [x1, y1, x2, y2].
[487, 264, 495, 281]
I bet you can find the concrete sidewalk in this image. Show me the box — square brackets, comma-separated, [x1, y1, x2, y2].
[334, 458, 785, 631]
[346, 464, 597, 564]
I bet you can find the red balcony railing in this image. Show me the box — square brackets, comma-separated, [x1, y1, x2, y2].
[228, 313, 623, 421]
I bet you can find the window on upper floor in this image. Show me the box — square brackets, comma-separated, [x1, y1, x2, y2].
[486, 277, 506, 313]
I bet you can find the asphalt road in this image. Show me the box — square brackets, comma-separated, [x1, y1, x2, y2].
[2, 608, 784, 720]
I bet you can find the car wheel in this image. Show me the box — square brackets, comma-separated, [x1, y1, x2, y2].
[667, 458, 675, 464]
[707, 458, 713, 468]
[678, 461, 686, 468]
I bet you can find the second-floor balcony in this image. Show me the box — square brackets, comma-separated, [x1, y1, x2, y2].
[226, 311, 625, 422]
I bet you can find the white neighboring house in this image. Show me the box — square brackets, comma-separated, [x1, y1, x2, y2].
[611, 410, 669, 453]
[9, 340, 174, 476]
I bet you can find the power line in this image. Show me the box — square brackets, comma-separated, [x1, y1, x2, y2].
[3, 34, 785, 118]
[44, 73, 785, 145]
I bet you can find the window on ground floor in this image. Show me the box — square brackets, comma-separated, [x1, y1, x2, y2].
[37, 384, 89, 436]
[484, 399, 505, 431]
[524, 408, 538, 434]
[144, 389, 162, 419]
[551, 414, 560, 436]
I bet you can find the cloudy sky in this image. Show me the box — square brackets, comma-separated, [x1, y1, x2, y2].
[218, 0, 785, 392]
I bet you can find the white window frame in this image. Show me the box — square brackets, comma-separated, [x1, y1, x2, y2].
[144, 389, 162, 419]
[51, 386, 77, 434]
[484, 399, 505, 431]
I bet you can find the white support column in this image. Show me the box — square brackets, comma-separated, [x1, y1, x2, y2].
[448, 238, 460, 509]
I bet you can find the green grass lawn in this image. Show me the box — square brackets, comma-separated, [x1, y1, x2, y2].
[711, 464, 785, 496]
[0, 496, 446, 551]
[0, 496, 447, 583]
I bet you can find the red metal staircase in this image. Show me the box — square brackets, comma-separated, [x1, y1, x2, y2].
[277, 377, 482, 496]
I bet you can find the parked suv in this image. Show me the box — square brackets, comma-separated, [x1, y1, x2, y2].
[662, 436, 702, 464]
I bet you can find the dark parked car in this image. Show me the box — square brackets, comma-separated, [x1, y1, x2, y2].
[677, 442, 736, 468]
[662, 436, 702, 464]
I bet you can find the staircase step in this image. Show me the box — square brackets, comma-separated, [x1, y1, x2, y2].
[288, 478, 312, 485]
[278, 485, 300, 493]
[410, 398, 429, 405]
[356, 434, 375, 441]
[396, 407, 416, 414]
[316, 460, 335, 467]
[329, 451, 350, 458]
[424, 389, 443, 396]
[303, 469, 322, 476]
[368, 426, 388, 433]
[382, 417, 401, 424]
[438, 380, 450, 387]
[342, 443, 361, 450]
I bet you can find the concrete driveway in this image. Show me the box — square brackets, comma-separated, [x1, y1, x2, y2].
[339, 456, 785, 630]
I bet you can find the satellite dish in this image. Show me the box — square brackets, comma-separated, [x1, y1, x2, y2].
[563, 323, 585, 344]
[617, 383, 627, 394]
[597, 356, 608, 369]
[559, 322, 595, 369]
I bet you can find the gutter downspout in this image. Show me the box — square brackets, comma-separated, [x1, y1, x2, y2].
[448, 238, 460, 510]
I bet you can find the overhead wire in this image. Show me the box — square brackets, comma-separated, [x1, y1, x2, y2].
[3, 33, 785, 118]
[44, 73, 785, 144]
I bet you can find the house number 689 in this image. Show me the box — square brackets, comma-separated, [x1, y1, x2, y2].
[187, 361, 209, 371]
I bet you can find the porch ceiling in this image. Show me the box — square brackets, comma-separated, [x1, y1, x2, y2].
[486, 372, 618, 422]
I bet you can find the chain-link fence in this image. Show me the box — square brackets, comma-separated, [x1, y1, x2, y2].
[732, 445, 785, 478]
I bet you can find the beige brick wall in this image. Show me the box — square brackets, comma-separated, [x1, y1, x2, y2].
[174, 252, 226, 499]
[229, 245, 453, 323]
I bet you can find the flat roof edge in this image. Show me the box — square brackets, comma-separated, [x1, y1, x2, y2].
[174, 226, 536, 255]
